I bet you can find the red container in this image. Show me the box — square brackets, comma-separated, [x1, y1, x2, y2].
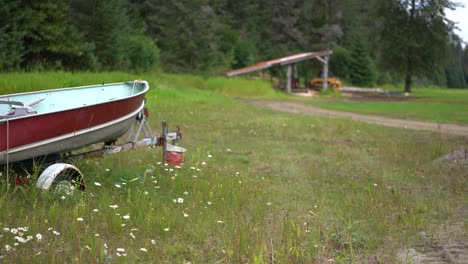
[166, 151, 184, 166]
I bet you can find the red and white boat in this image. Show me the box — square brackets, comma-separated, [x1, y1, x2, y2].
[0, 80, 183, 190]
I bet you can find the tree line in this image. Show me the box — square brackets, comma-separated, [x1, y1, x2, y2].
[1, 0, 467, 91]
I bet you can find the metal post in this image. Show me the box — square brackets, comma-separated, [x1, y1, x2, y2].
[286, 65, 292, 94]
[322, 55, 329, 91]
[162, 121, 167, 165]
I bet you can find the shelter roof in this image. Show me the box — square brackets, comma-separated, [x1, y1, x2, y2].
[224, 50, 332, 77]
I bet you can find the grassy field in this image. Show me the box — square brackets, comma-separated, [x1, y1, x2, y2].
[0, 72, 466, 263]
[305, 87, 468, 124]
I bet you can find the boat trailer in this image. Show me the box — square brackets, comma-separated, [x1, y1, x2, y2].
[2, 108, 184, 191]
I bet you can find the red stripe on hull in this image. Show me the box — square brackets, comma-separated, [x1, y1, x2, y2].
[0, 94, 145, 152]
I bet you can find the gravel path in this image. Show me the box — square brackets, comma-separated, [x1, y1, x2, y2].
[249, 100, 468, 137]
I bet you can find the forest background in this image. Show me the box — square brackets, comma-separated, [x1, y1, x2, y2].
[1, 0, 467, 90]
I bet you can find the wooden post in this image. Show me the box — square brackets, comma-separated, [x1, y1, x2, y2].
[322, 55, 329, 91]
[286, 65, 292, 94]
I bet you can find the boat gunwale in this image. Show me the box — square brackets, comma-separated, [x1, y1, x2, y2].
[0, 80, 149, 123]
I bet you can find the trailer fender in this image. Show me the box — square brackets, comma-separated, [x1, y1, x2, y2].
[36, 163, 86, 191]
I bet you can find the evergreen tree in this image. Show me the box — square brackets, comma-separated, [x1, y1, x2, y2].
[21, 0, 92, 69]
[463, 45, 468, 86]
[444, 38, 466, 88]
[377, 0, 456, 92]
[146, 0, 225, 72]
[348, 36, 375, 86]
[0, 0, 24, 70]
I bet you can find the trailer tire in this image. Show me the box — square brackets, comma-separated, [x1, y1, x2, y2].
[36, 163, 86, 192]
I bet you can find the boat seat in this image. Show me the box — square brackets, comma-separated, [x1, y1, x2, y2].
[0, 98, 44, 119]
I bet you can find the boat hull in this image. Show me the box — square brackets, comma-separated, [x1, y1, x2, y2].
[0, 81, 148, 165]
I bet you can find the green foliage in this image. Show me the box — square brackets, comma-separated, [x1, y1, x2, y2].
[348, 37, 376, 87]
[377, 0, 456, 92]
[21, 0, 93, 70]
[329, 46, 352, 81]
[126, 35, 160, 72]
[0, 0, 465, 90]
[0, 0, 24, 71]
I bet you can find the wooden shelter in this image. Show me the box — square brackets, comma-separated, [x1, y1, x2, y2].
[224, 50, 333, 93]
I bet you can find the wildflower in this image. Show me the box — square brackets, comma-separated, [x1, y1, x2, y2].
[140, 248, 148, 252]
[3, 227, 9, 232]
[105, 168, 110, 172]
[239, 181, 242, 184]
[267, 202, 272, 206]
[144, 191, 149, 195]
[110, 204, 118, 209]
[192, 175, 197, 178]
[94, 182, 102, 186]
[235, 172, 239, 176]
[76, 217, 84, 222]
[217, 220, 224, 224]
[36, 234, 42, 241]
[190, 167, 195, 170]
[93, 209, 99, 212]
[208, 154, 212, 158]
[10, 228, 18, 235]
[183, 212, 189, 218]
[52, 230, 60, 236]
[164, 228, 169, 231]
[131, 228, 138, 231]
[174, 165, 181, 169]
[61, 196, 66, 200]
[122, 215, 130, 220]
[151, 239, 156, 245]
[85, 245, 91, 251]
[373, 183, 378, 186]
[14, 236, 32, 243]
[202, 161, 206, 166]
[115, 184, 121, 188]
[227, 148, 231, 152]
[183, 191, 188, 195]
[177, 198, 184, 203]
[116, 248, 125, 252]
[95, 233, 100, 237]
[130, 232, 136, 239]
[121, 224, 126, 227]
[5, 245, 11, 251]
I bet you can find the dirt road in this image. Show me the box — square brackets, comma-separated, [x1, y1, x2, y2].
[249, 100, 468, 137]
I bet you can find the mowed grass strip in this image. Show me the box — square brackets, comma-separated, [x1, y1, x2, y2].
[0, 72, 466, 263]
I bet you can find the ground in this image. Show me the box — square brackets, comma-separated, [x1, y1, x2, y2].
[247, 97, 468, 264]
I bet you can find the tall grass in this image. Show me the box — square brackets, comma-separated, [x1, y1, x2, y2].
[0, 72, 466, 262]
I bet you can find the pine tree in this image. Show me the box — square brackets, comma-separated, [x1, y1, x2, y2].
[445, 38, 466, 88]
[21, 0, 92, 69]
[377, 0, 457, 92]
[146, 0, 225, 72]
[348, 36, 375, 86]
[0, 0, 25, 70]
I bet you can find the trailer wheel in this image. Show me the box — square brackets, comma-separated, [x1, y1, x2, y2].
[36, 163, 86, 192]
